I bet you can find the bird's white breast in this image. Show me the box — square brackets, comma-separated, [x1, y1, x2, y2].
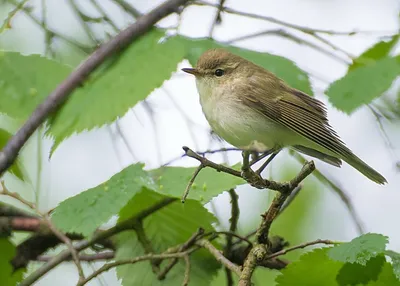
[195, 78, 293, 150]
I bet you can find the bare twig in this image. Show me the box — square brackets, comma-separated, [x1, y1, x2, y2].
[181, 164, 204, 202]
[158, 228, 205, 280]
[115, 120, 138, 161]
[238, 161, 315, 286]
[224, 189, 240, 286]
[1, 217, 41, 232]
[134, 221, 161, 274]
[213, 231, 252, 246]
[278, 185, 302, 214]
[0, 0, 29, 32]
[77, 251, 194, 285]
[224, 29, 350, 64]
[265, 239, 338, 260]
[20, 197, 177, 286]
[0, 181, 36, 210]
[238, 244, 265, 286]
[193, 1, 396, 36]
[196, 239, 242, 276]
[37, 252, 114, 262]
[44, 217, 85, 282]
[0, 0, 191, 177]
[183, 146, 242, 178]
[68, 0, 98, 43]
[256, 161, 315, 244]
[90, 0, 119, 32]
[7, 0, 92, 53]
[182, 255, 191, 286]
[208, 0, 226, 37]
[113, 0, 142, 18]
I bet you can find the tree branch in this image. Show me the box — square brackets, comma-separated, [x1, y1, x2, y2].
[264, 239, 338, 260]
[224, 189, 239, 286]
[256, 161, 315, 244]
[196, 239, 242, 276]
[19, 197, 177, 286]
[0, 0, 191, 177]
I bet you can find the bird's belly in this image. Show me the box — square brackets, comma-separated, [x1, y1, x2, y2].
[202, 100, 297, 151]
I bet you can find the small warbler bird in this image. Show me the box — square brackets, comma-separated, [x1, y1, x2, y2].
[182, 48, 387, 184]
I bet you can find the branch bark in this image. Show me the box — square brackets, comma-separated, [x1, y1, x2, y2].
[0, 0, 191, 177]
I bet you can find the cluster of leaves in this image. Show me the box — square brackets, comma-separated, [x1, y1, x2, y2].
[0, 18, 400, 286]
[277, 233, 400, 286]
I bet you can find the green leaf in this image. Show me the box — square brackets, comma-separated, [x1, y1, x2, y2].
[115, 189, 220, 286]
[366, 261, 400, 286]
[327, 57, 400, 114]
[49, 29, 188, 152]
[276, 248, 343, 286]
[0, 128, 24, 180]
[349, 35, 399, 71]
[183, 37, 313, 95]
[385, 250, 400, 281]
[328, 233, 388, 265]
[0, 52, 70, 119]
[149, 165, 243, 202]
[51, 164, 150, 236]
[0, 238, 25, 285]
[337, 255, 386, 285]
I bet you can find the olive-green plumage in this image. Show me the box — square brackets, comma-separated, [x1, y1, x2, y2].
[182, 49, 387, 184]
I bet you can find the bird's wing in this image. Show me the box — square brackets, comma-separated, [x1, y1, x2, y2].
[241, 76, 350, 156]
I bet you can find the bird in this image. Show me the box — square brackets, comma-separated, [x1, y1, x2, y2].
[182, 48, 387, 185]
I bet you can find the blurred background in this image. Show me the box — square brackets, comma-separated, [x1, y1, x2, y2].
[1, 0, 400, 285]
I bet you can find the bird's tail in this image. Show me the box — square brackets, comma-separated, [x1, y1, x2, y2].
[342, 150, 387, 185]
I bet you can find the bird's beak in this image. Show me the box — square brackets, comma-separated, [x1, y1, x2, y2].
[181, 68, 199, 76]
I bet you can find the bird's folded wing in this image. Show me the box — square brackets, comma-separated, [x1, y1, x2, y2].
[242, 82, 350, 156]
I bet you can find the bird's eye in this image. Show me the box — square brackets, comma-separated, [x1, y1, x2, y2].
[214, 69, 224, 77]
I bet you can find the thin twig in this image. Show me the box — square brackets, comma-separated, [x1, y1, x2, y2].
[90, 0, 119, 32]
[77, 251, 194, 285]
[0, 0, 29, 32]
[68, 0, 98, 44]
[196, 239, 242, 276]
[278, 185, 302, 214]
[193, 1, 397, 36]
[183, 146, 242, 178]
[208, 0, 226, 37]
[134, 221, 161, 274]
[213, 231, 252, 246]
[163, 147, 240, 166]
[44, 216, 85, 282]
[224, 29, 350, 64]
[37, 252, 114, 262]
[224, 189, 240, 286]
[0, 0, 191, 177]
[256, 161, 315, 244]
[115, 120, 138, 161]
[238, 161, 315, 286]
[182, 255, 191, 286]
[0, 181, 36, 210]
[181, 164, 204, 202]
[113, 0, 142, 18]
[7, 0, 92, 53]
[265, 239, 338, 260]
[158, 228, 204, 280]
[20, 197, 177, 286]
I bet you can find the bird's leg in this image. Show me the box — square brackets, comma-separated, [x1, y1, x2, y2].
[249, 149, 276, 166]
[256, 150, 280, 175]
